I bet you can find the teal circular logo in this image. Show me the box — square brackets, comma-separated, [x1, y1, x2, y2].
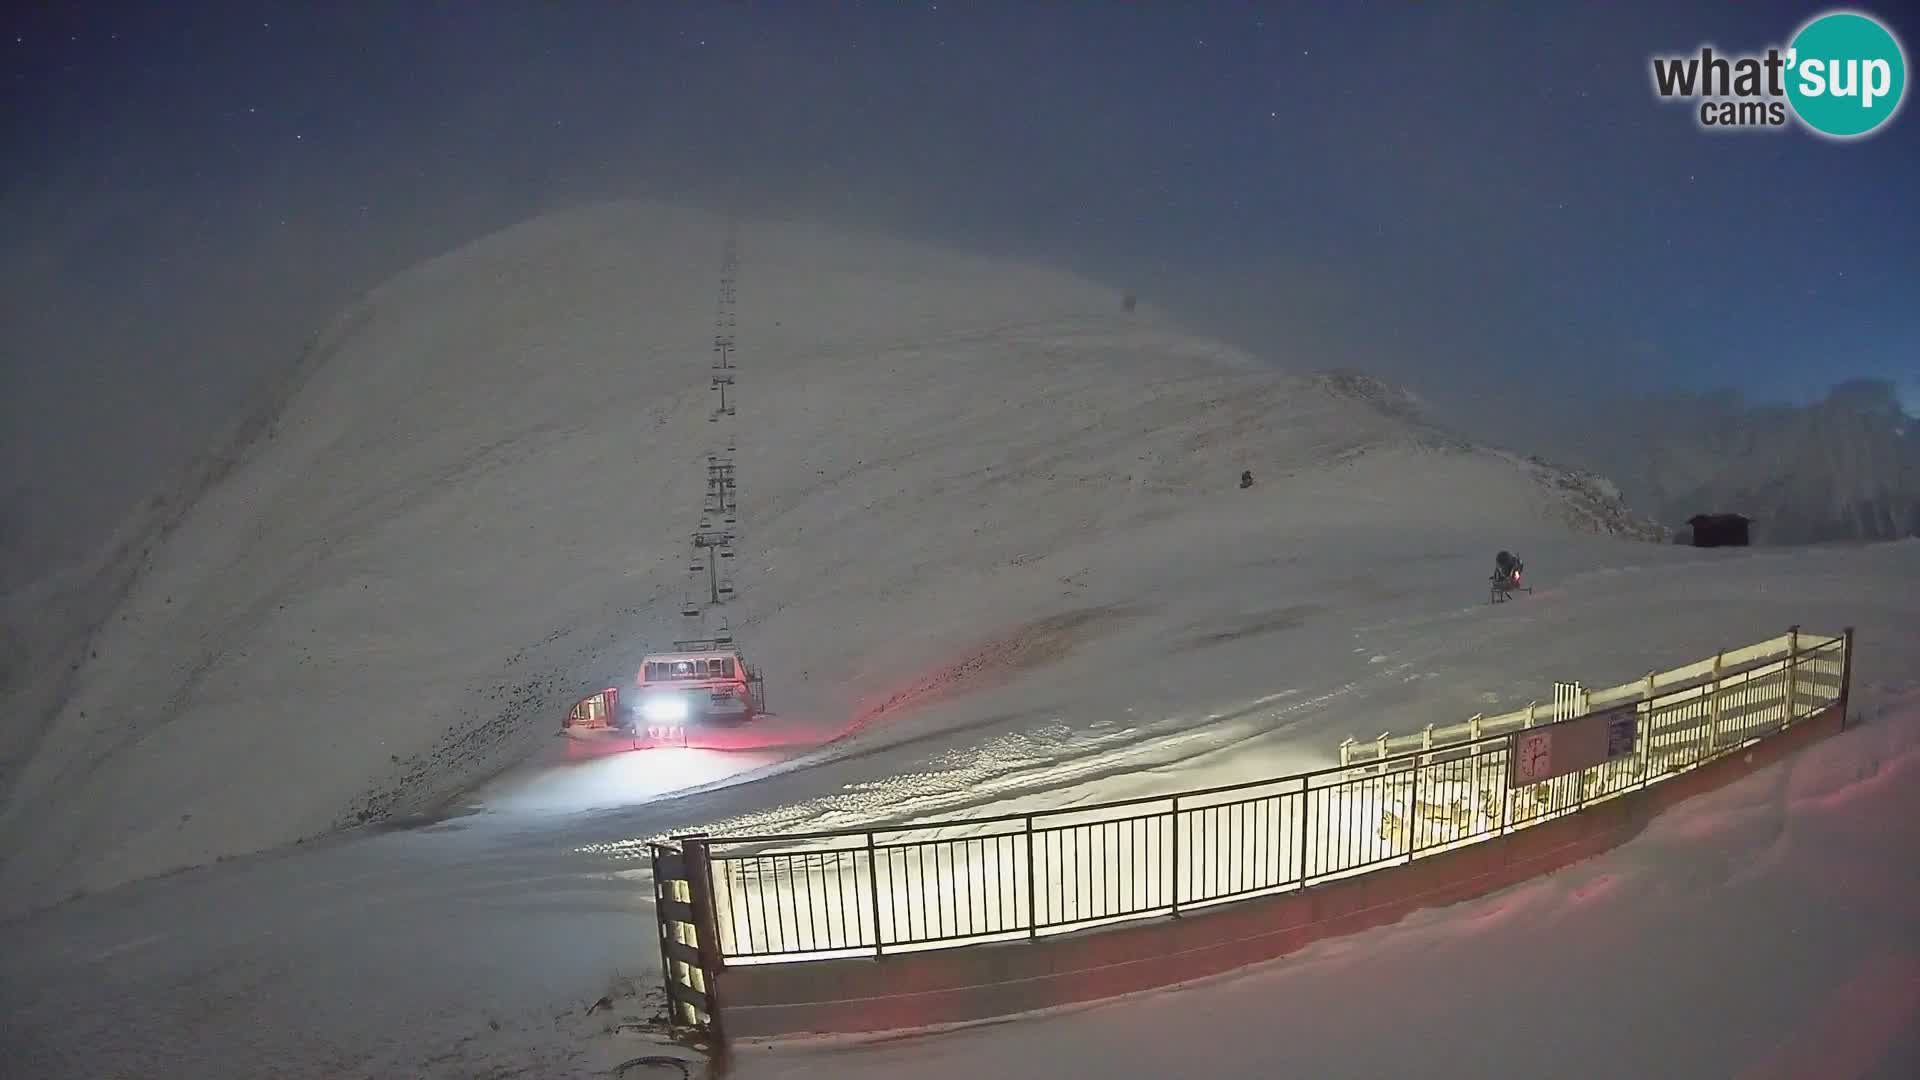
[1786, 11, 1907, 138]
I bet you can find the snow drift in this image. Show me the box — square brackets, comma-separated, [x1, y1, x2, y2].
[2, 514, 1913, 1076]
[1, 200, 1667, 916]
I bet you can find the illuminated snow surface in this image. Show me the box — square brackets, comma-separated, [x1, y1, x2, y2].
[735, 691, 1920, 1080]
[2, 203, 1917, 1077]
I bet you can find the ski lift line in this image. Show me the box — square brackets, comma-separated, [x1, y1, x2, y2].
[685, 220, 755, 639]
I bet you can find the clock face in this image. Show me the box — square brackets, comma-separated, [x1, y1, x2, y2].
[1517, 732, 1552, 781]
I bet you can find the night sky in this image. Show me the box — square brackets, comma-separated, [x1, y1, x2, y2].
[4, 1, 1916, 576]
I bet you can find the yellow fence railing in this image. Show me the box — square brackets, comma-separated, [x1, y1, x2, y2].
[1340, 626, 1837, 767]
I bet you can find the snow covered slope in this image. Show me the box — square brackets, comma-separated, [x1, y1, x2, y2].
[1, 540, 1914, 1079]
[0, 200, 1663, 916]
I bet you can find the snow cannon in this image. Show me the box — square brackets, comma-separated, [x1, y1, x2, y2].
[1490, 550, 1531, 604]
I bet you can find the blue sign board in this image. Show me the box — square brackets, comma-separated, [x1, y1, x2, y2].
[1605, 708, 1638, 758]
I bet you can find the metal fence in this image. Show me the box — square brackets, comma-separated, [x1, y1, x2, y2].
[689, 629, 1849, 964]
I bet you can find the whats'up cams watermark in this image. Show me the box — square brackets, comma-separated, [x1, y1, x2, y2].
[1651, 9, 1907, 138]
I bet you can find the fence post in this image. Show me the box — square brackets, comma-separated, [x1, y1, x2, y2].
[865, 832, 883, 956]
[1707, 650, 1725, 751]
[1784, 625, 1801, 724]
[1637, 673, 1656, 780]
[1839, 626, 1856, 730]
[1024, 816, 1037, 938]
[682, 835, 721, 962]
[1296, 783, 1309, 885]
[1525, 701, 1538, 727]
[1405, 755, 1419, 861]
[1497, 737, 1513, 835]
[1170, 795, 1182, 917]
[1468, 714, 1483, 757]
[1339, 736, 1354, 768]
[1635, 699, 1652, 786]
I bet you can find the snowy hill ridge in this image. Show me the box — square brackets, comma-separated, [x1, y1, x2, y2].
[0, 298, 361, 846]
[1306, 370, 1668, 543]
[0, 200, 1663, 916]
